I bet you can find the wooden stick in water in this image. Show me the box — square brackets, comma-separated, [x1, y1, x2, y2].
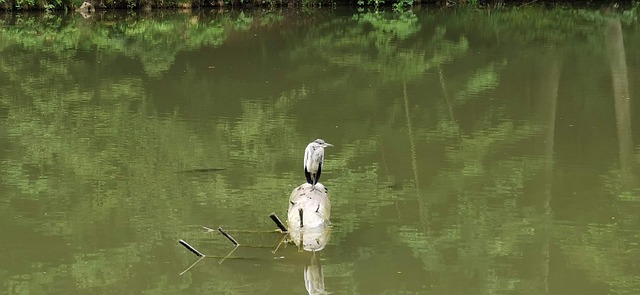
[179, 239, 205, 257]
[218, 227, 239, 246]
[269, 212, 288, 232]
[299, 208, 304, 228]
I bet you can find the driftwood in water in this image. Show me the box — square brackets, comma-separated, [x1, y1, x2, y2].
[287, 183, 330, 230]
[179, 239, 204, 257]
[217, 227, 239, 246]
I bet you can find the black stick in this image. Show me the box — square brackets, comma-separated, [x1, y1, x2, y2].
[179, 239, 205, 257]
[299, 208, 304, 228]
[218, 227, 239, 246]
[269, 212, 288, 232]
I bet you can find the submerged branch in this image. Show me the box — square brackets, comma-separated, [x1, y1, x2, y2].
[218, 227, 239, 246]
[270, 212, 288, 232]
[179, 239, 205, 257]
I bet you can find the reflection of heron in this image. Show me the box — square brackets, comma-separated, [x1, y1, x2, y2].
[75, 1, 95, 18]
[304, 250, 327, 294]
[304, 139, 333, 186]
[289, 225, 331, 294]
[75, 1, 94, 12]
[280, 225, 330, 295]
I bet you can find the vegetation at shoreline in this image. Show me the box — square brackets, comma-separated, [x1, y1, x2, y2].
[0, 0, 637, 12]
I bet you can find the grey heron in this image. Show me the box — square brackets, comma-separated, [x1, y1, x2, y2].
[304, 139, 333, 186]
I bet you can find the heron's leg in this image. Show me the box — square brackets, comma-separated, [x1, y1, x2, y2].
[316, 164, 322, 185]
[305, 169, 313, 184]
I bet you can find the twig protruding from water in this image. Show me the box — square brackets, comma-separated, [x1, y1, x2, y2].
[269, 212, 288, 232]
[179, 239, 205, 257]
[218, 227, 239, 246]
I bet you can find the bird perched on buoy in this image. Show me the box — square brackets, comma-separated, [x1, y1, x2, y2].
[303, 139, 333, 187]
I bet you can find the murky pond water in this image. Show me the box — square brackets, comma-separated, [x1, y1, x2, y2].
[1, 6, 640, 294]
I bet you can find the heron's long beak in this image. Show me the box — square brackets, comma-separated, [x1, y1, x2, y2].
[324, 143, 333, 147]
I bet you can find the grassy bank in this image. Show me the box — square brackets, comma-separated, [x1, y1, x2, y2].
[0, 0, 637, 11]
